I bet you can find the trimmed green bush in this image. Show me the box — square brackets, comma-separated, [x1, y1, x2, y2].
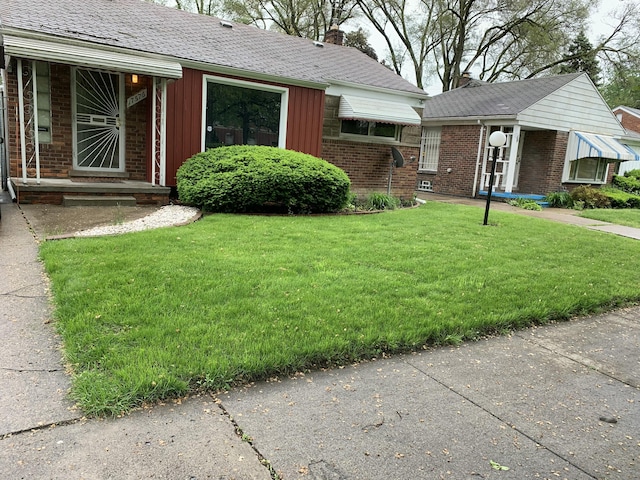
[569, 185, 611, 209]
[601, 187, 640, 209]
[177, 146, 351, 213]
[624, 169, 640, 179]
[613, 174, 640, 195]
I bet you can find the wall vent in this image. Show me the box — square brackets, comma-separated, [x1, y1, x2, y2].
[418, 180, 433, 192]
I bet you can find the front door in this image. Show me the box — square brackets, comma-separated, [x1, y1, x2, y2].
[73, 68, 125, 172]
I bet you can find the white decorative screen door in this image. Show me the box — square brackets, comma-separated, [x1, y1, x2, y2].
[73, 68, 125, 171]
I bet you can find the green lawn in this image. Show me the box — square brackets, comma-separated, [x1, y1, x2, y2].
[579, 208, 640, 228]
[39, 202, 640, 416]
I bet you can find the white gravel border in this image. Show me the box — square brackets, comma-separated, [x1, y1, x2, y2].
[75, 205, 200, 237]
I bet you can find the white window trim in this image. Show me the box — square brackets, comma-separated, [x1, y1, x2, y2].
[201, 75, 289, 151]
[563, 157, 609, 184]
[35, 61, 52, 144]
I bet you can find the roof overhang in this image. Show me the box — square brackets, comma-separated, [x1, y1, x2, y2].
[339, 94, 422, 126]
[568, 131, 640, 163]
[2, 34, 183, 79]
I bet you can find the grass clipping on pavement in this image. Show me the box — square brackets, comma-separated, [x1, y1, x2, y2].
[39, 202, 640, 416]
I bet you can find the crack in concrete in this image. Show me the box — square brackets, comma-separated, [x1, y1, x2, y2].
[405, 358, 599, 480]
[1, 367, 64, 373]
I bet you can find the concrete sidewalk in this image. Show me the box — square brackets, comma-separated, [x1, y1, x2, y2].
[1, 195, 639, 479]
[417, 192, 640, 240]
[0, 199, 271, 480]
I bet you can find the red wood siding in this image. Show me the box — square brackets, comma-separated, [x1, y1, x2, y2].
[161, 67, 325, 187]
[286, 87, 324, 157]
[164, 68, 204, 186]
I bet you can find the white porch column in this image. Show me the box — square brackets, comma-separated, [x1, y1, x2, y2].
[16, 59, 41, 184]
[151, 77, 168, 187]
[31, 61, 41, 184]
[151, 77, 157, 186]
[17, 59, 27, 184]
[160, 78, 167, 187]
[503, 125, 521, 193]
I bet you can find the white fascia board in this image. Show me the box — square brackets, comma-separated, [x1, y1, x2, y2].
[2, 32, 182, 79]
[326, 80, 427, 108]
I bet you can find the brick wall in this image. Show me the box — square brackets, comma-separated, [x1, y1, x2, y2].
[614, 109, 640, 134]
[5, 59, 149, 181]
[427, 124, 481, 197]
[321, 95, 421, 200]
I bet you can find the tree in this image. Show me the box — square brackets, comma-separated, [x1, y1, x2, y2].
[558, 31, 601, 85]
[344, 28, 378, 60]
[221, 0, 359, 40]
[600, 58, 640, 109]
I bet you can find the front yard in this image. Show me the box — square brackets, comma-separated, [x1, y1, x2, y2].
[39, 202, 640, 416]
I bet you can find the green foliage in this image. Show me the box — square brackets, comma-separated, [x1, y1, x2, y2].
[176, 146, 351, 214]
[600, 187, 640, 209]
[600, 58, 640, 109]
[570, 186, 611, 209]
[558, 30, 601, 85]
[364, 192, 401, 210]
[612, 174, 640, 195]
[624, 169, 640, 179]
[507, 197, 542, 211]
[545, 191, 574, 208]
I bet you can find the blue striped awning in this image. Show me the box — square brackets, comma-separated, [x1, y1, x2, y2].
[569, 131, 640, 162]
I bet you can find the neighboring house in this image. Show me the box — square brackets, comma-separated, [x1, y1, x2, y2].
[613, 106, 640, 175]
[0, 0, 427, 205]
[416, 73, 640, 199]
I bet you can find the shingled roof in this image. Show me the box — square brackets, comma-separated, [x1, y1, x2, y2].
[423, 73, 583, 120]
[0, 0, 426, 97]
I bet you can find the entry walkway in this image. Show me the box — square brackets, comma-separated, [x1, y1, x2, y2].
[417, 192, 640, 240]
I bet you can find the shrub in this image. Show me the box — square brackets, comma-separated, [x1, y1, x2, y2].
[176, 146, 351, 213]
[364, 192, 401, 211]
[507, 197, 542, 211]
[624, 169, 640, 179]
[569, 185, 611, 209]
[600, 187, 640, 209]
[612, 174, 640, 195]
[545, 191, 573, 208]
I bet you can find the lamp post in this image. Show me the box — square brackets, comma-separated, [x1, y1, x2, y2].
[483, 130, 507, 225]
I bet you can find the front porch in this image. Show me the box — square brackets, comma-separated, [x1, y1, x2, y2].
[10, 178, 171, 205]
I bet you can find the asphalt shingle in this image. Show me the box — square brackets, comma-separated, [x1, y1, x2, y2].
[0, 0, 426, 96]
[423, 74, 583, 119]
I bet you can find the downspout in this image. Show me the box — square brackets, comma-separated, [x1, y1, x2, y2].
[472, 121, 485, 198]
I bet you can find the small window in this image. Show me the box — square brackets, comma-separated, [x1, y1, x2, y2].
[419, 127, 441, 171]
[340, 120, 400, 140]
[35, 61, 52, 144]
[568, 158, 608, 183]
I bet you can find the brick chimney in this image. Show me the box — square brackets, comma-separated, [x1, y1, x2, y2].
[324, 22, 344, 46]
[458, 70, 472, 87]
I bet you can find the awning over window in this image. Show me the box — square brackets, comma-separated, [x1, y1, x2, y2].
[3, 35, 183, 79]
[568, 131, 640, 163]
[339, 95, 421, 126]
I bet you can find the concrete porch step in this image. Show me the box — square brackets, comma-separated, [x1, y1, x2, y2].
[62, 195, 137, 207]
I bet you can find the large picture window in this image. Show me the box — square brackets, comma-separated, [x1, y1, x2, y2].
[203, 77, 288, 150]
[567, 158, 608, 183]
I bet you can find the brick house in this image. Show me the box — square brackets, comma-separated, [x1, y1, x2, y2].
[612, 106, 640, 175]
[416, 73, 640, 200]
[0, 0, 427, 205]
